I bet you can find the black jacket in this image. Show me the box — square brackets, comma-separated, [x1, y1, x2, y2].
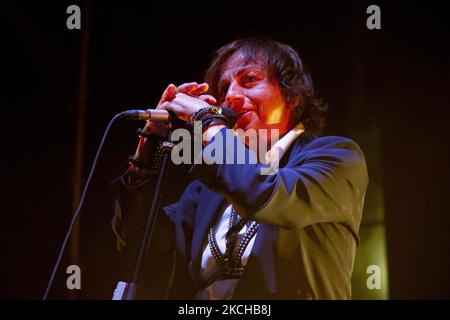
[112, 128, 368, 299]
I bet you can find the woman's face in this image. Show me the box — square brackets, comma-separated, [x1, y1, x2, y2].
[218, 52, 295, 144]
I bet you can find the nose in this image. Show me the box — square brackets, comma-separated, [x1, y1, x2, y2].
[225, 81, 245, 111]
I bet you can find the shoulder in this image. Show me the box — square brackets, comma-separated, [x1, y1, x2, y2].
[296, 134, 365, 160]
[303, 134, 363, 153]
[289, 134, 367, 176]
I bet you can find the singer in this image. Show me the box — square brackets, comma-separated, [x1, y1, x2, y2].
[111, 37, 368, 299]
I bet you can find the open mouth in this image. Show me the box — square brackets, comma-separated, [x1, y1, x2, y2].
[236, 109, 256, 118]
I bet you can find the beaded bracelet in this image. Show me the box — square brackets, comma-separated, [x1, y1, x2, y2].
[203, 117, 228, 131]
[190, 106, 223, 123]
[136, 128, 152, 138]
[193, 114, 228, 133]
[190, 106, 237, 132]
[127, 155, 149, 169]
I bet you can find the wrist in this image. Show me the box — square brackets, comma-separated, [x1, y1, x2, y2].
[203, 124, 226, 144]
[190, 106, 237, 129]
[128, 165, 151, 186]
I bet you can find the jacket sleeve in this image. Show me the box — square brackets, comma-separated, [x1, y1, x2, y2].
[110, 170, 174, 256]
[110, 129, 173, 253]
[158, 179, 204, 299]
[189, 128, 368, 230]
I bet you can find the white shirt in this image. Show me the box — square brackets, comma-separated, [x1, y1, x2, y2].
[196, 204, 256, 300]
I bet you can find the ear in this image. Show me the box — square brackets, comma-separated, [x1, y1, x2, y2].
[288, 95, 301, 110]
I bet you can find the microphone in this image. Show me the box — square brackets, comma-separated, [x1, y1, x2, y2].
[119, 109, 170, 122]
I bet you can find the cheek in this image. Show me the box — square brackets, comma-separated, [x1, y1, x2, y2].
[257, 95, 288, 125]
[263, 104, 287, 125]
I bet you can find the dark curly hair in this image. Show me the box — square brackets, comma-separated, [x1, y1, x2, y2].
[204, 37, 328, 135]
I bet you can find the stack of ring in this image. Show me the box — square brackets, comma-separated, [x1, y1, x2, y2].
[127, 155, 149, 169]
[136, 128, 152, 138]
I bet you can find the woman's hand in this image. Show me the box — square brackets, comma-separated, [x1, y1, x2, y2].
[175, 82, 217, 105]
[130, 82, 218, 184]
[159, 82, 217, 122]
[143, 82, 218, 134]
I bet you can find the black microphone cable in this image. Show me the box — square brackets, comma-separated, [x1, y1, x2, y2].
[43, 111, 134, 300]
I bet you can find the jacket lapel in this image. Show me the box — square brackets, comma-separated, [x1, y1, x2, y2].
[232, 133, 315, 298]
[233, 223, 278, 299]
[190, 188, 225, 279]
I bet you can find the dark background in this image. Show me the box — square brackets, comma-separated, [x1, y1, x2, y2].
[1, 1, 449, 299]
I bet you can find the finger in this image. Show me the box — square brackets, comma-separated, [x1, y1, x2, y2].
[177, 82, 199, 94]
[198, 94, 217, 105]
[165, 102, 190, 122]
[158, 101, 170, 110]
[189, 83, 209, 96]
[160, 84, 177, 103]
[144, 121, 169, 136]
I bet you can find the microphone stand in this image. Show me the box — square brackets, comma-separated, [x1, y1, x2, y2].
[113, 131, 174, 300]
